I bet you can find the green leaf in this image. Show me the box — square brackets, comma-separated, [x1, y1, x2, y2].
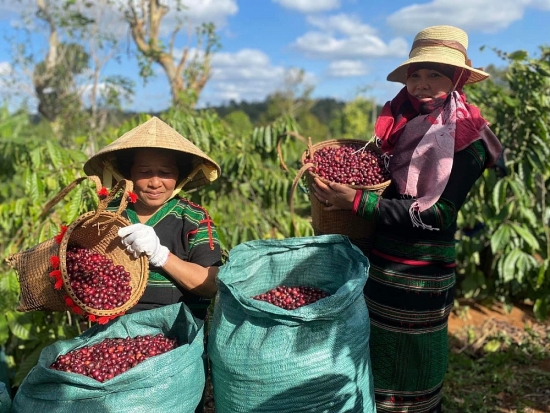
[535, 66, 550, 77]
[29, 147, 42, 168]
[483, 339, 502, 353]
[490, 225, 511, 253]
[30, 172, 39, 200]
[506, 179, 524, 199]
[252, 126, 260, 144]
[536, 261, 548, 288]
[23, 168, 32, 196]
[5, 312, 32, 340]
[533, 297, 549, 321]
[521, 208, 539, 228]
[14, 198, 25, 216]
[66, 184, 83, 223]
[46, 141, 62, 169]
[38, 221, 53, 243]
[492, 180, 507, 211]
[502, 249, 522, 282]
[510, 223, 540, 250]
[13, 341, 54, 387]
[264, 125, 272, 150]
[0, 314, 9, 345]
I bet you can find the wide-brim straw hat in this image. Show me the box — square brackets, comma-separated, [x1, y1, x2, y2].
[84, 116, 221, 194]
[387, 25, 489, 85]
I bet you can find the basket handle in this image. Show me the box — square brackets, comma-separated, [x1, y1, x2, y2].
[289, 162, 315, 237]
[82, 179, 134, 229]
[39, 175, 104, 219]
[307, 136, 314, 157]
[277, 131, 309, 173]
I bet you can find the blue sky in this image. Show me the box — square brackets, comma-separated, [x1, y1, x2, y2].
[1, 0, 549, 114]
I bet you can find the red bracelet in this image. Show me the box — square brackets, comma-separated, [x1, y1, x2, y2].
[351, 190, 362, 214]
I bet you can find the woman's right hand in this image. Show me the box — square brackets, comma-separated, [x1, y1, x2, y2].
[118, 224, 170, 267]
[312, 177, 356, 211]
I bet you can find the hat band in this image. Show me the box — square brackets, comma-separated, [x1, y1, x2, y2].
[411, 38, 472, 67]
[411, 38, 467, 57]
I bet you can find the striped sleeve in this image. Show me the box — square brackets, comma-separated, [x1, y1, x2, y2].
[355, 140, 487, 229]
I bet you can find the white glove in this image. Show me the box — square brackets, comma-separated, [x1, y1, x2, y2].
[118, 224, 170, 267]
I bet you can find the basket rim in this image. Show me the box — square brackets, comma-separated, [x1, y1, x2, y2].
[59, 210, 149, 316]
[301, 139, 391, 191]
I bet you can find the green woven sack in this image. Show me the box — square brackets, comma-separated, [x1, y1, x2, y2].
[12, 303, 205, 413]
[0, 383, 10, 413]
[208, 234, 376, 413]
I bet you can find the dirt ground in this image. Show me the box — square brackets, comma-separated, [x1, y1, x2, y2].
[448, 299, 545, 335]
[203, 300, 550, 413]
[447, 299, 550, 369]
[447, 299, 550, 413]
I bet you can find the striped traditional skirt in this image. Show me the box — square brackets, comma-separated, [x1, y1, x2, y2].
[364, 252, 455, 413]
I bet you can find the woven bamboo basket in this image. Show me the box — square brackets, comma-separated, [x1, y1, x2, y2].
[7, 237, 68, 312]
[289, 138, 391, 254]
[6, 177, 148, 317]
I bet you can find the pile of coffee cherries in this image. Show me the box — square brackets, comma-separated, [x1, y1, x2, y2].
[50, 334, 178, 382]
[306, 143, 390, 186]
[66, 246, 132, 310]
[252, 285, 330, 310]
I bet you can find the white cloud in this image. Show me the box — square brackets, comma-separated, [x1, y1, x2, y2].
[327, 60, 369, 77]
[100, 0, 238, 28]
[174, 0, 238, 27]
[529, 0, 550, 9]
[0, 1, 238, 40]
[307, 14, 377, 37]
[0, 61, 38, 111]
[292, 14, 408, 59]
[0, 0, 32, 15]
[0, 62, 11, 75]
[103, 0, 238, 37]
[0, 61, 13, 95]
[79, 81, 133, 106]
[387, 0, 532, 34]
[272, 0, 341, 13]
[102, 0, 239, 50]
[200, 49, 316, 105]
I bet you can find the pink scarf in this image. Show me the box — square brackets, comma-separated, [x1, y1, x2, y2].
[375, 66, 502, 230]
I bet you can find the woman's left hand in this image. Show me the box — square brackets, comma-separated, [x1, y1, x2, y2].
[312, 177, 356, 211]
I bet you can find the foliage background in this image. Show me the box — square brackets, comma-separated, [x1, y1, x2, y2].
[0, 3, 548, 407]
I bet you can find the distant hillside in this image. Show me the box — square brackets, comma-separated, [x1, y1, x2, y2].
[205, 98, 346, 125]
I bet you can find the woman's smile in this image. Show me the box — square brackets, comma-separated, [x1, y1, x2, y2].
[145, 192, 164, 199]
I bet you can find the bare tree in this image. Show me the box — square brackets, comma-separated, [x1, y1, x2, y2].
[121, 0, 220, 109]
[6, 0, 133, 143]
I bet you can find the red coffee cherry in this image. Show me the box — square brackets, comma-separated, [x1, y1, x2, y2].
[50, 334, 178, 382]
[66, 246, 132, 310]
[253, 285, 330, 310]
[306, 144, 390, 186]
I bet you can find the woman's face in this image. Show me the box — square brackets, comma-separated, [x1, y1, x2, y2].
[406, 68, 453, 102]
[130, 149, 179, 215]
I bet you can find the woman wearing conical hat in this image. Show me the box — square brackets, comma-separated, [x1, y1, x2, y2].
[84, 116, 222, 320]
[312, 26, 503, 412]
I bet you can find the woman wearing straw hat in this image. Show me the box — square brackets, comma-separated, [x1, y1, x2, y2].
[312, 25, 503, 412]
[84, 116, 222, 320]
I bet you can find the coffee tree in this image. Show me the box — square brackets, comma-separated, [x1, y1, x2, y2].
[457, 47, 550, 319]
[0, 107, 99, 388]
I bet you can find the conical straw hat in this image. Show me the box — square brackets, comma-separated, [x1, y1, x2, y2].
[387, 25, 489, 85]
[83, 116, 221, 192]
